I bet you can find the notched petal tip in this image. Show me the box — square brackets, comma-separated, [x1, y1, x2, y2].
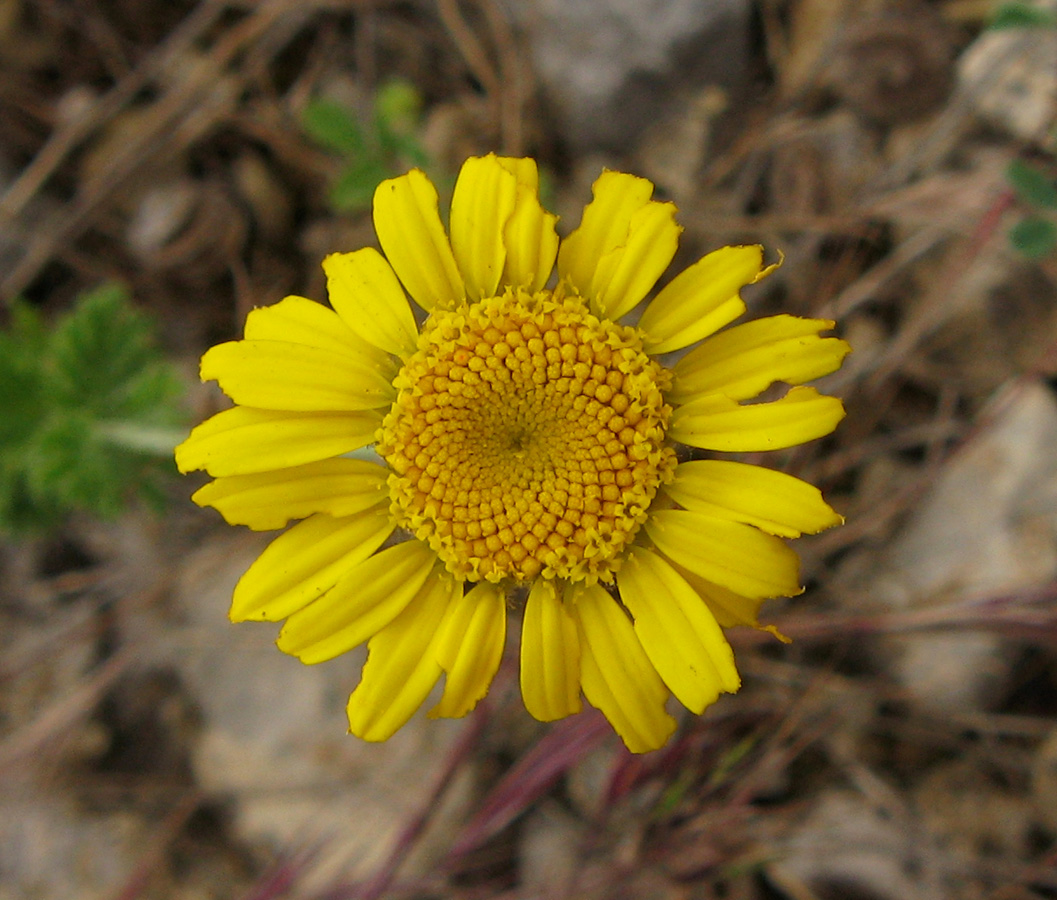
[322, 248, 419, 358]
[666, 459, 844, 538]
[670, 386, 846, 453]
[345, 568, 454, 741]
[754, 246, 783, 282]
[450, 155, 520, 301]
[520, 580, 582, 722]
[639, 244, 766, 354]
[619, 547, 740, 713]
[198, 341, 235, 384]
[373, 167, 464, 311]
[429, 581, 506, 719]
[571, 582, 677, 753]
[173, 432, 200, 475]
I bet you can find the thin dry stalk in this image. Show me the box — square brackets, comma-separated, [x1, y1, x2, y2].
[0, 649, 132, 769]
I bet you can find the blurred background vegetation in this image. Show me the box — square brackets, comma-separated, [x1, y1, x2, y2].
[0, 1, 1056, 899]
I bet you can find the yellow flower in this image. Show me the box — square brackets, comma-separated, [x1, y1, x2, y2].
[176, 155, 850, 753]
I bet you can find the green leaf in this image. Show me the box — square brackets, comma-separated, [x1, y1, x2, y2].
[24, 413, 119, 519]
[0, 283, 186, 534]
[49, 283, 165, 417]
[112, 364, 185, 426]
[19, 412, 176, 526]
[1007, 159, 1057, 209]
[374, 79, 423, 137]
[302, 84, 443, 216]
[302, 98, 366, 157]
[7, 301, 48, 354]
[0, 305, 48, 449]
[988, 2, 1057, 29]
[0, 460, 58, 533]
[379, 131, 431, 170]
[1009, 216, 1057, 258]
[328, 155, 392, 213]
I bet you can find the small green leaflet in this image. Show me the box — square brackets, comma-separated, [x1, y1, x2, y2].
[1007, 159, 1057, 210]
[1009, 216, 1057, 258]
[988, 2, 1057, 29]
[301, 80, 432, 214]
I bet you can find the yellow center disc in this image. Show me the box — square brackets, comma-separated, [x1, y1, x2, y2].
[379, 287, 675, 583]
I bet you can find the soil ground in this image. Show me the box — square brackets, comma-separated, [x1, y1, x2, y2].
[1, 2, 1057, 899]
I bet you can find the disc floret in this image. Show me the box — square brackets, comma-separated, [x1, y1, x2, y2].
[379, 286, 675, 584]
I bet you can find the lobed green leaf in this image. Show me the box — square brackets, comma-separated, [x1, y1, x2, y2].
[1009, 216, 1057, 258]
[302, 97, 366, 156]
[0, 283, 186, 533]
[1007, 159, 1057, 210]
[988, 2, 1057, 29]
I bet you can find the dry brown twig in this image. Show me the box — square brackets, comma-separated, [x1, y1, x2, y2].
[0, 649, 133, 770]
[0, 0, 393, 301]
[436, 0, 528, 155]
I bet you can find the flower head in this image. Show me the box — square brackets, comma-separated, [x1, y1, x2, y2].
[176, 155, 850, 753]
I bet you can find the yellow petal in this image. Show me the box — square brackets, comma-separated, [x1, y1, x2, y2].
[665, 460, 843, 538]
[570, 581, 676, 754]
[638, 245, 764, 354]
[230, 508, 394, 622]
[430, 581, 506, 719]
[592, 200, 681, 320]
[520, 580, 582, 722]
[558, 173, 655, 313]
[645, 508, 802, 599]
[502, 184, 559, 292]
[277, 540, 436, 664]
[618, 548, 739, 713]
[175, 406, 382, 476]
[322, 249, 419, 358]
[200, 340, 395, 412]
[244, 295, 390, 370]
[373, 169, 464, 310]
[347, 568, 459, 741]
[670, 315, 851, 402]
[191, 458, 389, 531]
[495, 156, 540, 189]
[669, 386, 846, 452]
[450, 154, 520, 301]
[664, 557, 790, 641]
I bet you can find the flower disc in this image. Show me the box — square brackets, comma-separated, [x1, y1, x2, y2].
[379, 287, 676, 583]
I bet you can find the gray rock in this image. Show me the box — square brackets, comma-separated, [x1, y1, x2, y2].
[519, 0, 753, 152]
[957, 0, 1057, 141]
[766, 789, 948, 900]
[0, 793, 140, 900]
[154, 534, 474, 889]
[861, 381, 1057, 711]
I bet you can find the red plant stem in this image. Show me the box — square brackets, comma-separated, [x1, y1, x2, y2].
[110, 790, 203, 900]
[449, 708, 612, 858]
[356, 698, 491, 900]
